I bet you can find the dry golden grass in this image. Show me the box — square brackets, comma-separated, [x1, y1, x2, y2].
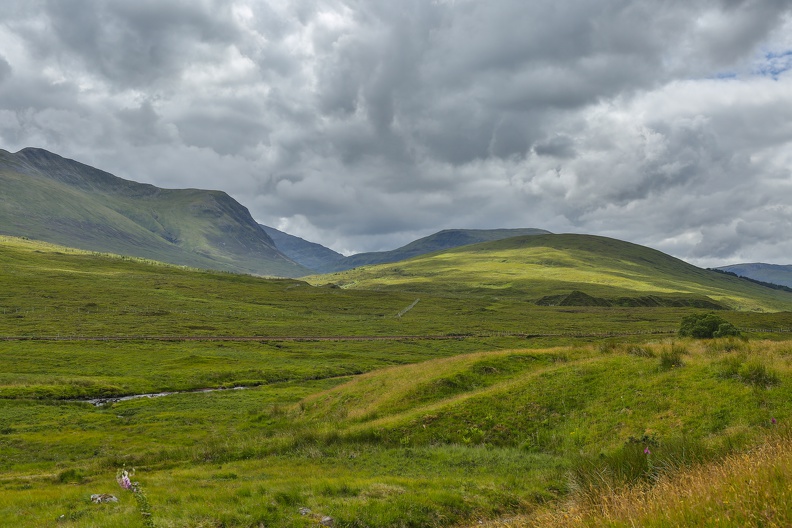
[483, 428, 792, 528]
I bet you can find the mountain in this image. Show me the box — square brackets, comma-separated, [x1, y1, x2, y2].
[259, 224, 346, 271]
[334, 228, 552, 271]
[0, 147, 308, 277]
[716, 263, 792, 289]
[313, 233, 792, 312]
[293, 228, 552, 273]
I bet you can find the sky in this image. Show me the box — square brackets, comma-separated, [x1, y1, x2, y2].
[1, 0, 792, 266]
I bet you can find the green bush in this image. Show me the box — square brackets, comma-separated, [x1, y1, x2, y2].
[679, 313, 740, 339]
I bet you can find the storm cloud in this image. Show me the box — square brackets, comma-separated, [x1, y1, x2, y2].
[1, 0, 791, 264]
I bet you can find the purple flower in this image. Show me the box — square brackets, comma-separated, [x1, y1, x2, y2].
[117, 470, 132, 490]
[644, 447, 651, 455]
[771, 417, 777, 425]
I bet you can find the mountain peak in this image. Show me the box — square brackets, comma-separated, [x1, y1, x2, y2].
[0, 147, 307, 277]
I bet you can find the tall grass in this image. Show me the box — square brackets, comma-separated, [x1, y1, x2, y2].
[507, 427, 792, 527]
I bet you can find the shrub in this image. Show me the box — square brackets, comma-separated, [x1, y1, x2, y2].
[679, 313, 740, 339]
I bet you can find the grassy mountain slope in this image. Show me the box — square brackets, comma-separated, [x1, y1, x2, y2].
[260, 224, 345, 272]
[314, 234, 792, 312]
[718, 262, 792, 288]
[0, 148, 307, 277]
[4, 234, 742, 339]
[317, 228, 551, 273]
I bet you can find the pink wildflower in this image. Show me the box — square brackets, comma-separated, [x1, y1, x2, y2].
[117, 470, 133, 490]
[644, 447, 651, 455]
[772, 417, 777, 425]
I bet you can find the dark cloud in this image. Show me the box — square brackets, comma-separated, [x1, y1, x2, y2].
[534, 135, 576, 159]
[0, 0, 791, 265]
[34, 0, 239, 88]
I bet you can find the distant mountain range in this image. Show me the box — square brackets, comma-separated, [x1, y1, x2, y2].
[4, 147, 789, 288]
[261, 226, 551, 274]
[0, 147, 308, 277]
[715, 263, 792, 289]
[0, 147, 551, 278]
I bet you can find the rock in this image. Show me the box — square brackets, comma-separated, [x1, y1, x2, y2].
[320, 516, 334, 527]
[90, 493, 119, 504]
[298, 507, 312, 516]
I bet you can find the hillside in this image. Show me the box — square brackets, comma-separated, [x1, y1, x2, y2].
[313, 227, 551, 273]
[0, 148, 307, 277]
[3, 234, 740, 339]
[260, 224, 346, 272]
[717, 262, 792, 288]
[313, 233, 792, 312]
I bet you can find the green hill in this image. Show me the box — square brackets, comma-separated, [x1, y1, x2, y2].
[0, 148, 307, 277]
[314, 228, 551, 273]
[314, 233, 792, 312]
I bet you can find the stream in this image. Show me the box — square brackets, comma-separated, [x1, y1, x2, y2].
[81, 386, 248, 406]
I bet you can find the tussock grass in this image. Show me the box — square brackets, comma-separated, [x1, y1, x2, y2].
[503, 428, 792, 527]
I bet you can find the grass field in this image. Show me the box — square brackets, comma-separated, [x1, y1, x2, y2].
[2, 235, 792, 527]
[312, 234, 792, 312]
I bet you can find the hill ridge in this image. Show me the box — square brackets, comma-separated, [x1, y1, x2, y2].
[313, 233, 792, 312]
[0, 147, 307, 277]
[716, 262, 792, 289]
[262, 225, 554, 274]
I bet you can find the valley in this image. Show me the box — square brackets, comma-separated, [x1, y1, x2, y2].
[1, 234, 792, 527]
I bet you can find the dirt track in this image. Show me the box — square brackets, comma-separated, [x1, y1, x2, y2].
[0, 330, 677, 342]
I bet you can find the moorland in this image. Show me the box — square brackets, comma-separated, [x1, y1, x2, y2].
[2, 233, 792, 527]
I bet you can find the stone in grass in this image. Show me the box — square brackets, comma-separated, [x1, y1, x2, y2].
[90, 493, 119, 504]
[297, 506, 333, 526]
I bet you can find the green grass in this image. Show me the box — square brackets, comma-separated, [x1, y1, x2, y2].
[311, 234, 792, 312]
[3, 339, 792, 526]
[3, 235, 792, 526]
[5, 235, 760, 339]
[513, 428, 792, 527]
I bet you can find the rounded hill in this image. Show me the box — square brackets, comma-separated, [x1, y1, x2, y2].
[312, 234, 792, 312]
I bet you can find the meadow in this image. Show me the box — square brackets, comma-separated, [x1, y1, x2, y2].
[2, 236, 792, 527]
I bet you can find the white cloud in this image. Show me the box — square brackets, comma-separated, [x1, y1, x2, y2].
[0, 0, 791, 264]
